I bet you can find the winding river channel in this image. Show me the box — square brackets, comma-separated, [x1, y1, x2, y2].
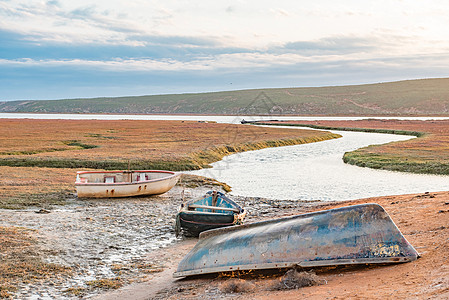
[2, 113, 449, 201]
[191, 128, 449, 201]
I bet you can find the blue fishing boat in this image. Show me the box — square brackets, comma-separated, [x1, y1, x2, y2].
[175, 191, 246, 237]
[174, 203, 419, 277]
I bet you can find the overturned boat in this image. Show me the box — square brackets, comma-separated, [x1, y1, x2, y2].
[75, 170, 180, 198]
[175, 191, 246, 237]
[174, 203, 418, 277]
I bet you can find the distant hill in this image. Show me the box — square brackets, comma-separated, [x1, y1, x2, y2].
[1, 78, 449, 115]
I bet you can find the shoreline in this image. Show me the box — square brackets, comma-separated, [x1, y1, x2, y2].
[3, 112, 449, 117]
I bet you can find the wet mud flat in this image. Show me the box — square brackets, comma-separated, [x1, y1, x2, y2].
[0, 184, 322, 299]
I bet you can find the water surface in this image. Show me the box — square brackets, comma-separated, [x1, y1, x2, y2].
[190, 129, 449, 201]
[2, 112, 449, 123]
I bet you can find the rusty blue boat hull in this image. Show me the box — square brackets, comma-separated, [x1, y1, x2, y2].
[174, 203, 418, 278]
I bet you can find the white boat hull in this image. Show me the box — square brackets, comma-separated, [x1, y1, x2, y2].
[75, 170, 180, 198]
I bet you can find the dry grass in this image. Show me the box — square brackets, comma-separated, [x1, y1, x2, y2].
[0, 226, 71, 298]
[260, 119, 449, 175]
[0, 119, 340, 170]
[0, 166, 75, 209]
[85, 278, 124, 290]
[268, 269, 325, 290]
[220, 279, 256, 293]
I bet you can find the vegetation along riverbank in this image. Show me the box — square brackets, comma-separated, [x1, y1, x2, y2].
[255, 119, 449, 175]
[0, 119, 340, 171]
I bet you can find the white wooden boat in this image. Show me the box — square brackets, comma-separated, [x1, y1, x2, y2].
[75, 170, 180, 198]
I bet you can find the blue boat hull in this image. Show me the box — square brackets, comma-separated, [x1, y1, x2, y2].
[175, 191, 245, 237]
[174, 203, 419, 277]
[177, 211, 237, 237]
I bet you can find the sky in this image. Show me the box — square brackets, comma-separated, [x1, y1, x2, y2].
[1, 0, 449, 100]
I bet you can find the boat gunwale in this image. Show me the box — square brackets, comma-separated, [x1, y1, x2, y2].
[173, 256, 415, 278]
[181, 191, 244, 213]
[75, 170, 180, 186]
[179, 210, 241, 216]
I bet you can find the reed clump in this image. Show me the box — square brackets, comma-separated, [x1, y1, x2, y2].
[0, 226, 71, 298]
[220, 279, 256, 293]
[268, 269, 325, 290]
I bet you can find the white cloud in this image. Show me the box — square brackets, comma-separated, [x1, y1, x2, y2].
[2, 48, 449, 74]
[1, 0, 449, 100]
[2, 0, 449, 50]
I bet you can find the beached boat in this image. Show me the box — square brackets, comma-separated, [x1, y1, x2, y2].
[175, 191, 246, 237]
[75, 170, 180, 198]
[174, 203, 419, 277]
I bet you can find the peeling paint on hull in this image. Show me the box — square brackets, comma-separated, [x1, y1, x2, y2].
[174, 203, 419, 277]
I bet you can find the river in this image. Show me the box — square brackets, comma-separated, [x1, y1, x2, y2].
[190, 128, 449, 201]
[2, 113, 448, 200]
[2, 112, 449, 123]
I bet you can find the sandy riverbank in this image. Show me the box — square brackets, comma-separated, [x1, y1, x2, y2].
[96, 191, 449, 300]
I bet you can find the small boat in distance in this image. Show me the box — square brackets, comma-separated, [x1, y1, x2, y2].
[75, 170, 180, 198]
[175, 191, 246, 237]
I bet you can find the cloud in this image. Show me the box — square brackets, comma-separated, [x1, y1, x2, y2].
[271, 8, 290, 17]
[282, 36, 377, 55]
[2, 50, 449, 101]
[1, 1, 449, 100]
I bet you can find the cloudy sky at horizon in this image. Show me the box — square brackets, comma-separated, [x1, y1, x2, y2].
[1, 0, 449, 100]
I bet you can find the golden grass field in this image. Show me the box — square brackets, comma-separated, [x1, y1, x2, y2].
[0, 119, 340, 170]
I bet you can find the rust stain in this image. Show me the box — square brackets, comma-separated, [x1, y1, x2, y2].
[111, 189, 115, 196]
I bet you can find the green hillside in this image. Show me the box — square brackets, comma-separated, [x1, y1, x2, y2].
[1, 78, 449, 115]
